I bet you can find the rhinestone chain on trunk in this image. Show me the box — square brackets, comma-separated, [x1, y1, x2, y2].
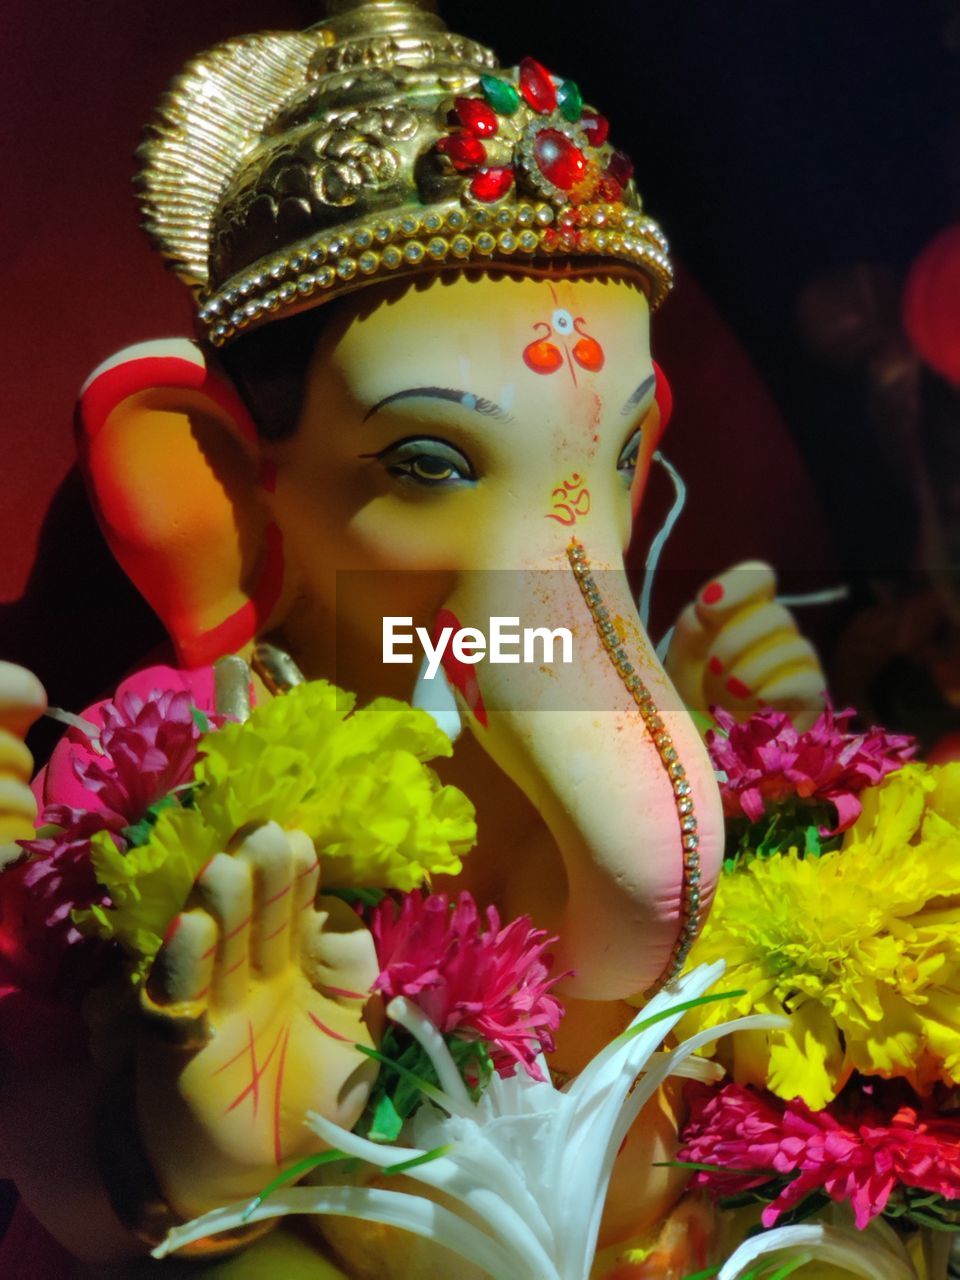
[567, 539, 702, 992]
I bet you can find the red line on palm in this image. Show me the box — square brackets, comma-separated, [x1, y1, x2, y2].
[224, 1019, 285, 1117]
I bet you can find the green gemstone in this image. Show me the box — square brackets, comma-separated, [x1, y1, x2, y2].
[480, 74, 521, 116]
[557, 80, 583, 122]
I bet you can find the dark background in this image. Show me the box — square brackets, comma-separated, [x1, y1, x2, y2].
[1, 0, 957, 728]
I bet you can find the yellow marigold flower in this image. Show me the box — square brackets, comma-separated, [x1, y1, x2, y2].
[79, 806, 221, 968]
[80, 681, 476, 971]
[678, 762, 960, 1109]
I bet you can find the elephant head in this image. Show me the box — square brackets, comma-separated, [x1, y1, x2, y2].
[77, 269, 724, 1001]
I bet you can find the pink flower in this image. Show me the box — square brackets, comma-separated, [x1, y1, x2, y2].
[69, 688, 204, 830]
[0, 820, 110, 1064]
[370, 891, 566, 1080]
[678, 1080, 960, 1230]
[3, 690, 205, 1012]
[707, 702, 915, 832]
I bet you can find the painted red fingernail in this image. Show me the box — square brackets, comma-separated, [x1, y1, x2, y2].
[725, 676, 752, 699]
[708, 656, 724, 677]
[163, 915, 182, 945]
[702, 582, 724, 606]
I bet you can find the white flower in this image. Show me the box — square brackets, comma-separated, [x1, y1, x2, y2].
[155, 961, 783, 1279]
[717, 1213, 919, 1280]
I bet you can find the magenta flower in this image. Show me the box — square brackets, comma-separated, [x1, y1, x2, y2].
[370, 891, 566, 1080]
[0, 816, 110, 1064]
[5, 689, 205, 1009]
[707, 701, 916, 832]
[678, 1079, 960, 1230]
[69, 688, 204, 829]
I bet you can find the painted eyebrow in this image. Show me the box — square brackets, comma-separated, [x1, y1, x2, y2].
[620, 373, 657, 417]
[363, 386, 512, 423]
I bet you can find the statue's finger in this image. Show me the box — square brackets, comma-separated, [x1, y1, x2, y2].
[755, 668, 829, 733]
[706, 635, 822, 710]
[704, 601, 799, 677]
[0, 662, 47, 738]
[0, 778, 38, 848]
[195, 853, 253, 1013]
[693, 562, 777, 631]
[234, 822, 295, 979]
[144, 909, 217, 1013]
[0, 729, 34, 781]
[663, 603, 711, 709]
[305, 895, 380, 1006]
[288, 829, 320, 963]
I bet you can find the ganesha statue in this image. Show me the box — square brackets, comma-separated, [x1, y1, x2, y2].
[0, 2, 830, 1276]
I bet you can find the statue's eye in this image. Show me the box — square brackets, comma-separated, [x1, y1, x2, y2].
[368, 437, 477, 487]
[617, 428, 642, 477]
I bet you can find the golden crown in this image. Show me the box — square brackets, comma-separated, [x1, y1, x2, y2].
[138, 0, 673, 347]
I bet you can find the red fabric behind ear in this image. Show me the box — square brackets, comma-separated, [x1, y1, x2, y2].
[652, 360, 673, 437]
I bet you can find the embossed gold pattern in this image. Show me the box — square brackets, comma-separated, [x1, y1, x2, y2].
[137, 0, 673, 345]
[567, 540, 703, 991]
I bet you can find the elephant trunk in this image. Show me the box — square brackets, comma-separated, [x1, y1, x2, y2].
[441, 544, 724, 1001]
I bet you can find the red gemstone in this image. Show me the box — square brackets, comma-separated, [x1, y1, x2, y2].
[542, 227, 560, 251]
[456, 97, 499, 138]
[608, 150, 634, 187]
[597, 174, 623, 202]
[581, 111, 610, 147]
[436, 130, 487, 171]
[471, 166, 515, 202]
[534, 128, 587, 191]
[519, 56, 558, 114]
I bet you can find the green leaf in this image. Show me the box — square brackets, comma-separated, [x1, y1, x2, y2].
[325, 886, 386, 909]
[241, 1148, 351, 1220]
[190, 705, 211, 733]
[383, 1144, 453, 1176]
[366, 1091, 405, 1144]
[653, 1160, 759, 1175]
[121, 793, 180, 847]
[767, 1255, 814, 1279]
[616, 988, 747, 1043]
[447, 1036, 494, 1101]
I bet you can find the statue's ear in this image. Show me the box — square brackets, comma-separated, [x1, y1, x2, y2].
[77, 339, 285, 668]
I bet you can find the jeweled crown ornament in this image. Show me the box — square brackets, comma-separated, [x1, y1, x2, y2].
[139, 0, 673, 346]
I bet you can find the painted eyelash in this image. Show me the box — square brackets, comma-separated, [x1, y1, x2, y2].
[620, 374, 657, 417]
[370, 387, 513, 423]
[419, 388, 511, 422]
[466, 394, 512, 422]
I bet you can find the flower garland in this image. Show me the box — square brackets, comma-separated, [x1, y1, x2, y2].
[5, 674, 960, 1278]
[668, 702, 960, 1276]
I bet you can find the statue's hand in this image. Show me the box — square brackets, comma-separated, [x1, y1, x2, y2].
[664, 562, 827, 731]
[0, 660, 46, 862]
[137, 821, 379, 1219]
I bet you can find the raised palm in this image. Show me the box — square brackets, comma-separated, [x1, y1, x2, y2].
[137, 822, 380, 1219]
